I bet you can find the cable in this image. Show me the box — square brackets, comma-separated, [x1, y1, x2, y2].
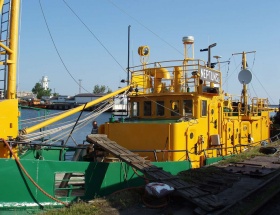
[62, 0, 127, 74]
[107, 0, 183, 56]
[38, 0, 91, 93]
[2, 138, 69, 207]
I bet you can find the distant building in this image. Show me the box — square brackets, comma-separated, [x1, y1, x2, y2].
[41, 76, 49, 90]
[17, 91, 35, 98]
[50, 95, 74, 104]
[74, 93, 105, 104]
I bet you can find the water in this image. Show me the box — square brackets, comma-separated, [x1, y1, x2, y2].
[19, 108, 113, 145]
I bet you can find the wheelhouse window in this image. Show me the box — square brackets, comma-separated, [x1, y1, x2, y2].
[171, 100, 179, 116]
[201, 100, 207, 116]
[183, 100, 193, 115]
[144, 101, 152, 116]
[156, 101, 164, 116]
[132, 102, 139, 117]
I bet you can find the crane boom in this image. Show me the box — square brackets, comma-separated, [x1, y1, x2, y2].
[21, 85, 132, 135]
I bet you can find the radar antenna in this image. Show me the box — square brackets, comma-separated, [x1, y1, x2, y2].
[232, 51, 256, 115]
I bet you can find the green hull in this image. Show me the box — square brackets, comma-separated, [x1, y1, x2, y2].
[0, 147, 194, 212]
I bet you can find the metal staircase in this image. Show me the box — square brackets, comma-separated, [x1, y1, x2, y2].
[0, 0, 11, 98]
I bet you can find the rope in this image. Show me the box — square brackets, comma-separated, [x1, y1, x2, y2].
[62, 0, 127, 74]
[2, 139, 69, 207]
[38, 0, 90, 93]
[19, 93, 128, 145]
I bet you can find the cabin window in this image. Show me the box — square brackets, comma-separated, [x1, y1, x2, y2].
[132, 102, 139, 117]
[156, 101, 165, 116]
[171, 100, 179, 116]
[183, 100, 193, 115]
[201, 100, 207, 116]
[144, 101, 152, 116]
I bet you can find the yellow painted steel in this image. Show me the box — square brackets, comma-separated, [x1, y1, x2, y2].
[0, 0, 20, 157]
[0, 99, 19, 158]
[7, 0, 20, 99]
[22, 85, 132, 134]
[0, 0, 3, 12]
[173, 66, 182, 93]
[101, 48, 273, 167]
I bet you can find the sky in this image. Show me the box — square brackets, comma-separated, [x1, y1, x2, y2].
[17, 0, 280, 104]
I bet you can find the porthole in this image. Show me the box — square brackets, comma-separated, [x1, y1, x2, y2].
[190, 133, 194, 139]
[211, 109, 214, 115]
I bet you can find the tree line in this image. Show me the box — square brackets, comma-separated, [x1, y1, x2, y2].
[32, 83, 112, 99]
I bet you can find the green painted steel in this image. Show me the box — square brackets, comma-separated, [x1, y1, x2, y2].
[205, 156, 225, 165]
[0, 158, 191, 212]
[19, 147, 68, 161]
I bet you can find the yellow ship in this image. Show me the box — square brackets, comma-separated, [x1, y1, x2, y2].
[98, 37, 272, 168]
[0, 0, 275, 212]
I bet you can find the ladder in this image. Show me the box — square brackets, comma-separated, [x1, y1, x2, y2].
[0, 0, 11, 99]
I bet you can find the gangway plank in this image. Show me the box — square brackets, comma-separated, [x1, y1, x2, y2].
[87, 134, 224, 212]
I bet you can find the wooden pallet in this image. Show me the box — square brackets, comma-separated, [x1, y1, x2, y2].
[87, 134, 224, 212]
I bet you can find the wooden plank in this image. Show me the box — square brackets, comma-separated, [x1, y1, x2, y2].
[86, 134, 223, 212]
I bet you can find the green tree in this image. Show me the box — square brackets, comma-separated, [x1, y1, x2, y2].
[93, 85, 112, 94]
[32, 82, 52, 99]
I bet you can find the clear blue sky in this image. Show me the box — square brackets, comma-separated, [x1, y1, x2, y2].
[18, 0, 280, 104]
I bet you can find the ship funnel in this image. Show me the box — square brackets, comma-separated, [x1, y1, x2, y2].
[182, 36, 194, 59]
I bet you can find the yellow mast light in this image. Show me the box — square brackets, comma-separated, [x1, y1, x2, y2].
[138, 46, 150, 56]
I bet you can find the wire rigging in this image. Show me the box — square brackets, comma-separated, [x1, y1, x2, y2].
[62, 0, 127, 74]
[38, 0, 91, 93]
[107, 0, 183, 56]
[19, 91, 129, 144]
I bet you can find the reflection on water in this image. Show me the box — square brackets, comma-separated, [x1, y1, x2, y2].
[19, 108, 113, 145]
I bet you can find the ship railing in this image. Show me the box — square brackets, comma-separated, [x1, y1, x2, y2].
[127, 131, 280, 163]
[128, 59, 222, 95]
[223, 95, 271, 117]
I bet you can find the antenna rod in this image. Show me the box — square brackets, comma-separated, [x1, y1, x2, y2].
[127, 25, 131, 86]
[200, 43, 217, 67]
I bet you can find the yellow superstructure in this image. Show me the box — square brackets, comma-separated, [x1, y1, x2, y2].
[0, 0, 20, 158]
[100, 38, 273, 168]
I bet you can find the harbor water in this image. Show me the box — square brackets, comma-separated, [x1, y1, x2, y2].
[19, 108, 118, 146]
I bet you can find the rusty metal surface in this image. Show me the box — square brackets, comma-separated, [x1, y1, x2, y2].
[223, 156, 280, 176]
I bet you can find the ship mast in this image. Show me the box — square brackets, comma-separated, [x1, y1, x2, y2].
[242, 51, 248, 115]
[0, 0, 20, 99]
[233, 51, 255, 115]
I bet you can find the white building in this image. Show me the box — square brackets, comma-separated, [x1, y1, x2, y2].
[41, 76, 49, 90]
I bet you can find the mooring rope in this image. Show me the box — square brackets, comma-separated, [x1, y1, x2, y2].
[2, 138, 69, 207]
